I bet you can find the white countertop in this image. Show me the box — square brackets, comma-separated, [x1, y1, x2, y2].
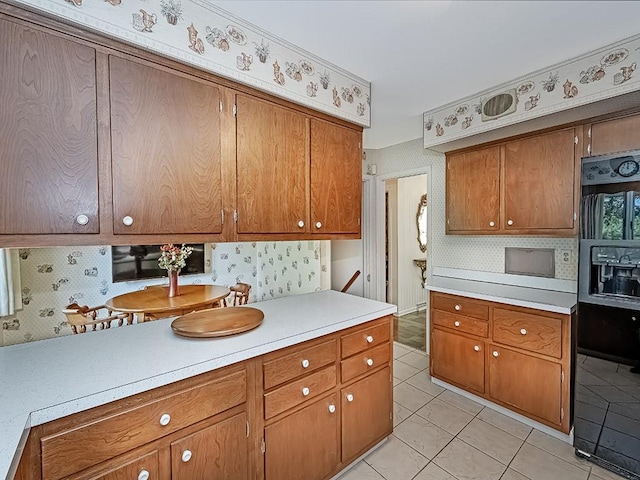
[425, 276, 577, 314]
[0, 290, 396, 480]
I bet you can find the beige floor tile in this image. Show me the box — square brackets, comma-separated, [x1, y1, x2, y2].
[416, 398, 474, 435]
[364, 435, 429, 480]
[588, 464, 628, 480]
[476, 407, 532, 440]
[397, 351, 429, 370]
[394, 342, 414, 359]
[510, 443, 589, 480]
[394, 383, 434, 412]
[394, 401, 412, 427]
[337, 460, 385, 480]
[394, 360, 421, 381]
[405, 372, 445, 397]
[525, 429, 591, 472]
[437, 389, 484, 415]
[413, 462, 456, 480]
[393, 377, 402, 387]
[457, 418, 524, 464]
[433, 438, 506, 480]
[393, 414, 454, 460]
[500, 469, 531, 480]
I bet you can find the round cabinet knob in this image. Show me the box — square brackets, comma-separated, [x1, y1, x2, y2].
[366, 335, 374, 344]
[297, 220, 305, 228]
[489, 221, 495, 227]
[632, 316, 637, 322]
[76, 214, 89, 226]
[138, 470, 150, 480]
[520, 328, 527, 335]
[474, 345, 480, 352]
[315, 221, 322, 229]
[328, 404, 336, 414]
[122, 215, 134, 226]
[507, 219, 514, 226]
[346, 393, 354, 402]
[366, 358, 374, 367]
[159, 413, 171, 426]
[301, 359, 310, 368]
[302, 387, 310, 396]
[493, 351, 499, 357]
[454, 304, 461, 311]
[181, 450, 192, 463]
[454, 321, 460, 327]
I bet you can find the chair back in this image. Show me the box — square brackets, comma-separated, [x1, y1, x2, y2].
[62, 303, 133, 334]
[229, 283, 251, 306]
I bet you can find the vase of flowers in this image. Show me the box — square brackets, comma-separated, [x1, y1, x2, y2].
[158, 244, 193, 297]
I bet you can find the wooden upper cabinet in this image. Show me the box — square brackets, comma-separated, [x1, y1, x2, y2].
[236, 94, 308, 234]
[446, 146, 500, 233]
[109, 55, 223, 235]
[503, 128, 576, 231]
[310, 119, 362, 235]
[589, 113, 640, 156]
[0, 18, 99, 235]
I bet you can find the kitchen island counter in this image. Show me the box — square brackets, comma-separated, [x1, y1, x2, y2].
[0, 290, 396, 480]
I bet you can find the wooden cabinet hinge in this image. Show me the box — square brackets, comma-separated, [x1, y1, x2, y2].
[588, 127, 592, 139]
[234, 210, 238, 223]
[561, 371, 565, 383]
[221, 209, 224, 224]
[561, 407, 564, 420]
[574, 136, 579, 145]
[219, 100, 223, 113]
[246, 420, 250, 438]
[587, 143, 591, 155]
[261, 437, 265, 454]
[233, 104, 237, 116]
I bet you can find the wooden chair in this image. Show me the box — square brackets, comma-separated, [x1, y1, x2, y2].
[228, 283, 251, 306]
[63, 303, 134, 334]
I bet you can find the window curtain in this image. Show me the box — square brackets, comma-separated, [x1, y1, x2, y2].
[581, 193, 604, 239]
[0, 249, 22, 317]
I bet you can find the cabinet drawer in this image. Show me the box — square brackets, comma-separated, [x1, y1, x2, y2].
[341, 320, 390, 358]
[432, 310, 488, 337]
[41, 370, 246, 480]
[493, 308, 562, 358]
[264, 365, 336, 419]
[432, 294, 489, 320]
[264, 339, 337, 390]
[341, 342, 390, 383]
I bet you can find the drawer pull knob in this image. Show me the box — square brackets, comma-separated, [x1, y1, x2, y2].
[302, 387, 310, 396]
[301, 359, 310, 368]
[520, 328, 527, 335]
[315, 221, 322, 229]
[181, 450, 192, 463]
[138, 470, 150, 480]
[346, 393, 354, 402]
[366, 358, 374, 367]
[454, 321, 460, 327]
[493, 351, 499, 357]
[507, 219, 514, 226]
[76, 214, 89, 226]
[366, 335, 374, 343]
[489, 221, 495, 227]
[328, 404, 336, 413]
[159, 413, 171, 426]
[454, 304, 461, 311]
[297, 220, 305, 228]
[474, 345, 480, 352]
[122, 215, 134, 226]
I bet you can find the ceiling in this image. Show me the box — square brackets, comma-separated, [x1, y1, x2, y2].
[212, 1, 640, 150]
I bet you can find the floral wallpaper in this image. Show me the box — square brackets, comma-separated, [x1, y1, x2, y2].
[12, 0, 370, 127]
[1, 241, 330, 346]
[424, 33, 640, 148]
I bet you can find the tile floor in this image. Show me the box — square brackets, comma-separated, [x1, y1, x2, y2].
[337, 342, 625, 480]
[394, 312, 427, 351]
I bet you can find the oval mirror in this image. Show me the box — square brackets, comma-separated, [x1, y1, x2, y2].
[416, 194, 427, 253]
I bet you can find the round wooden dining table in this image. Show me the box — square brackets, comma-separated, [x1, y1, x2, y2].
[105, 284, 230, 322]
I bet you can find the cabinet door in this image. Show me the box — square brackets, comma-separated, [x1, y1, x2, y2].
[265, 394, 339, 480]
[342, 367, 392, 462]
[109, 56, 223, 234]
[446, 146, 500, 232]
[236, 95, 308, 234]
[431, 328, 484, 393]
[310, 119, 362, 235]
[590, 114, 640, 156]
[489, 345, 562, 426]
[0, 18, 99, 234]
[171, 412, 248, 480]
[87, 451, 158, 480]
[504, 129, 576, 231]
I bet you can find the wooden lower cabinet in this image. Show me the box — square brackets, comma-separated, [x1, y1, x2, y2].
[171, 412, 248, 480]
[265, 394, 339, 480]
[488, 346, 562, 426]
[341, 366, 392, 462]
[431, 328, 484, 394]
[85, 450, 159, 480]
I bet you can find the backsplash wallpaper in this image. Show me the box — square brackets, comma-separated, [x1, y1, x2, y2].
[12, 0, 370, 127]
[1, 241, 329, 346]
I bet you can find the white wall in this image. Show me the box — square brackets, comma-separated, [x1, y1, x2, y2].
[331, 240, 363, 296]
